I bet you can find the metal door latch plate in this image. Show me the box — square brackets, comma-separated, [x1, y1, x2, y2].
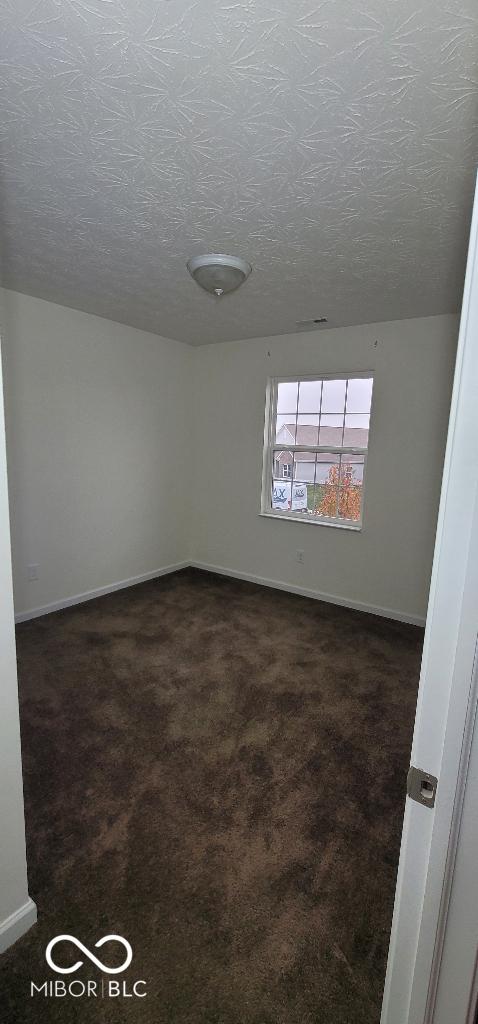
[407, 765, 438, 808]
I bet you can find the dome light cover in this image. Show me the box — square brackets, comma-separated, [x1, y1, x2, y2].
[187, 253, 252, 297]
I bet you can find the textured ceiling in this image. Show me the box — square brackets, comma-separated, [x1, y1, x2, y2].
[0, 1, 477, 346]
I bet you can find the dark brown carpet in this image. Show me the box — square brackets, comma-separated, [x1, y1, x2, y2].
[0, 568, 422, 1023]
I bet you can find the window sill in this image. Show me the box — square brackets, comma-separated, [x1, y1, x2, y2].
[258, 511, 362, 531]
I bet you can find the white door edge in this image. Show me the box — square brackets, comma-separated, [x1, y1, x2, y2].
[428, 632, 478, 1024]
[382, 169, 478, 1024]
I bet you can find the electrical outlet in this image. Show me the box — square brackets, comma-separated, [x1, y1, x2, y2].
[27, 564, 39, 581]
[296, 550, 304, 565]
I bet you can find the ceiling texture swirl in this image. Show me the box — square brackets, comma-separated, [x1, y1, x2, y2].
[0, 0, 477, 344]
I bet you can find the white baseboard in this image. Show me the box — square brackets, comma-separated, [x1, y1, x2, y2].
[0, 898, 37, 955]
[189, 561, 426, 626]
[15, 561, 189, 623]
[14, 558, 425, 627]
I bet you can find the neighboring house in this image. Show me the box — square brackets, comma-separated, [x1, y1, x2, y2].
[274, 424, 368, 484]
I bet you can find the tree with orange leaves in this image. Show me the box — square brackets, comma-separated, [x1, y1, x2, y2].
[315, 463, 362, 521]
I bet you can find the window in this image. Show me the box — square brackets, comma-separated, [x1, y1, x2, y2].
[261, 373, 374, 528]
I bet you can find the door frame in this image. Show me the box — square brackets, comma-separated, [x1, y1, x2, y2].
[382, 171, 478, 1024]
[430, 639, 478, 1024]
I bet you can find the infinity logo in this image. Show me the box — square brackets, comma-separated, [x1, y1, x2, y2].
[46, 935, 133, 975]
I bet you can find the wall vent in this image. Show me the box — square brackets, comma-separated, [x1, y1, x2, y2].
[296, 317, 328, 328]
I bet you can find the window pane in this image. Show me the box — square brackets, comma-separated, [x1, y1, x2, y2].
[293, 451, 315, 485]
[296, 414, 319, 446]
[298, 379, 322, 413]
[339, 454, 365, 482]
[266, 376, 371, 526]
[275, 415, 297, 442]
[271, 478, 292, 510]
[343, 414, 369, 447]
[309, 453, 340, 518]
[274, 450, 293, 478]
[337, 455, 364, 521]
[290, 456, 309, 513]
[277, 381, 298, 414]
[346, 377, 373, 414]
[319, 414, 344, 446]
[321, 378, 346, 414]
[272, 451, 294, 509]
[271, 464, 308, 514]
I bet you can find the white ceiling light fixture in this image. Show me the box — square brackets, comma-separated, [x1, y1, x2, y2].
[187, 253, 252, 297]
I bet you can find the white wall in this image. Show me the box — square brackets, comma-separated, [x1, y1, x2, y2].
[0, 296, 458, 624]
[1, 291, 192, 617]
[190, 316, 458, 623]
[0, 341, 36, 950]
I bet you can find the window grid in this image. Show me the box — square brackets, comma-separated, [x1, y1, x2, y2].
[264, 373, 373, 528]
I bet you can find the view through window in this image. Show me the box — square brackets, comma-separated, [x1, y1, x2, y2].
[263, 374, 374, 526]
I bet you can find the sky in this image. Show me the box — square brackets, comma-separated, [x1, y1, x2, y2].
[276, 377, 373, 431]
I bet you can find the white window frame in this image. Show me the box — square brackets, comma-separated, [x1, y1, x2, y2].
[260, 371, 374, 530]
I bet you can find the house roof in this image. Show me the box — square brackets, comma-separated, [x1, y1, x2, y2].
[277, 424, 368, 459]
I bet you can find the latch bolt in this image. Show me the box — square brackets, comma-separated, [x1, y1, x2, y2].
[407, 766, 438, 808]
